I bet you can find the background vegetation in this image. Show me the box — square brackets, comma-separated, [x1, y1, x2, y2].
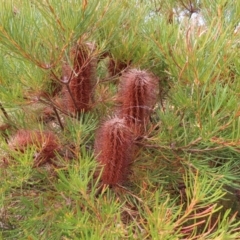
[0, 0, 240, 239]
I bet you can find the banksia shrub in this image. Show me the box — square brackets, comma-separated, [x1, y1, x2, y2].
[8, 129, 60, 167]
[116, 69, 159, 134]
[62, 42, 97, 115]
[94, 117, 134, 186]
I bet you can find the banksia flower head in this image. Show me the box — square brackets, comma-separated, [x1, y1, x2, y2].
[62, 42, 97, 115]
[8, 129, 60, 167]
[108, 58, 129, 77]
[94, 117, 134, 186]
[117, 69, 159, 134]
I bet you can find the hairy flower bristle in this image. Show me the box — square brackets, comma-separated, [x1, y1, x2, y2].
[94, 117, 134, 186]
[62, 42, 97, 115]
[8, 129, 60, 167]
[117, 69, 159, 134]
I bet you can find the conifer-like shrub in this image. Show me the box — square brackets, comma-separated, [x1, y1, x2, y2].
[1, 1, 240, 238]
[116, 69, 159, 134]
[94, 117, 134, 186]
[8, 129, 60, 167]
[62, 42, 97, 115]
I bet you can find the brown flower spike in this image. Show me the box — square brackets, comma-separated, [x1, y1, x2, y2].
[62, 42, 97, 115]
[8, 129, 60, 167]
[94, 117, 134, 186]
[108, 58, 128, 77]
[117, 69, 159, 134]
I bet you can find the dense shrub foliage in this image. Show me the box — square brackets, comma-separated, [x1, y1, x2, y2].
[0, 0, 240, 239]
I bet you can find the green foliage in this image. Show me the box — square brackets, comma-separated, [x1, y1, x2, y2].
[1, 0, 240, 239]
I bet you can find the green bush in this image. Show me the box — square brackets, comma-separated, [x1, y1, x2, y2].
[1, 0, 240, 239]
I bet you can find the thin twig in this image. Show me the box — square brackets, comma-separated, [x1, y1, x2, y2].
[0, 102, 10, 121]
[52, 106, 64, 130]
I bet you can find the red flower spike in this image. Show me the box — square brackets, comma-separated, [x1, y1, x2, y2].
[117, 69, 159, 134]
[62, 42, 97, 115]
[8, 129, 60, 167]
[94, 117, 134, 186]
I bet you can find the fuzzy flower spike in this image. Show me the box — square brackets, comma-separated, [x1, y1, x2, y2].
[94, 117, 134, 186]
[117, 69, 159, 134]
